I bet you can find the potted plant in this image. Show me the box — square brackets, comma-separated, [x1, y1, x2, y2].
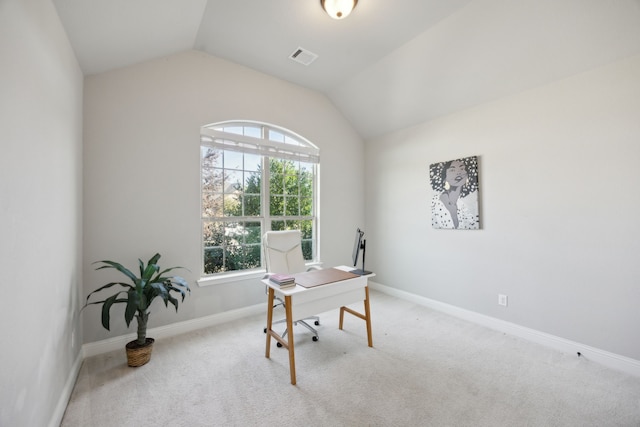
[85, 253, 190, 366]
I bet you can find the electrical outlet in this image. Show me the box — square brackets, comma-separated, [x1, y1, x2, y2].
[498, 294, 508, 307]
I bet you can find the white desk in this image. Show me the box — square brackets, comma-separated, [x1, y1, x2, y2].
[263, 266, 374, 385]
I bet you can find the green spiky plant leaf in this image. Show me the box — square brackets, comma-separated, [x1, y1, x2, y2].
[84, 253, 191, 345]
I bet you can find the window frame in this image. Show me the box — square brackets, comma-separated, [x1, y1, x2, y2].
[198, 121, 320, 286]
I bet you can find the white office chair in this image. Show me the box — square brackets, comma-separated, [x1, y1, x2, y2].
[263, 230, 320, 343]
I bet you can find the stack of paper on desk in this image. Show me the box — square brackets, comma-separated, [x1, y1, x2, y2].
[268, 273, 296, 288]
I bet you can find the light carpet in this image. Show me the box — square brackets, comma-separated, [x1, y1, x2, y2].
[61, 291, 640, 426]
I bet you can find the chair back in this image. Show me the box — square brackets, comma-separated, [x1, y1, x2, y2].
[263, 230, 307, 274]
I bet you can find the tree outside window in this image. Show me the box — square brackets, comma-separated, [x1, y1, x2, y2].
[200, 122, 318, 276]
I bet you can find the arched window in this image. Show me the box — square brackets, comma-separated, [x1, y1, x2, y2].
[199, 121, 319, 279]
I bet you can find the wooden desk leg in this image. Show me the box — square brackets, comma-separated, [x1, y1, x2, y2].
[265, 287, 274, 358]
[364, 286, 373, 347]
[338, 286, 373, 347]
[284, 295, 296, 385]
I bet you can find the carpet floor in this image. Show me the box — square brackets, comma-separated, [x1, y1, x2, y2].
[61, 290, 640, 426]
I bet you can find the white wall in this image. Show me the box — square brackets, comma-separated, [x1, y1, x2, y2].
[365, 54, 640, 361]
[0, 0, 83, 425]
[83, 50, 365, 343]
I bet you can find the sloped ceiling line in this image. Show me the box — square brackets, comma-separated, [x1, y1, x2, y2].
[53, 0, 640, 139]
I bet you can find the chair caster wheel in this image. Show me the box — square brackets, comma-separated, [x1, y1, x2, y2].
[312, 336, 319, 342]
[277, 342, 283, 348]
[263, 328, 267, 333]
[314, 321, 320, 326]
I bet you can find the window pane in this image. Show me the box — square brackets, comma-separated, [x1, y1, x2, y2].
[284, 174, 299, 196]
[223, 247, 237, 271]
[245, 222, 262, 244]
[244, 126, 261, 139]
[244, 172, 261, 194]
[204, 247, 224, 274]
[285, 196, 299, 216]
[300, 220, 313, 239]
[300, 170, 313, 196]
[269, 173, 283, 195]
[220, 221, 262, 272]
[222, 126, 243, 135]
[281, 159, 296, 172]
[225, 170, 242, 192]
[271, 220, 285, 231]
[213, 169, 225, 193]
[300, 197, 312, 216]
[203, 221, 224, 245]
[244, 153, 261, 172]
[301, 240, 312, 260]
[270, 195, 284, 216]
[224, 151, 243, 170]
[224, 222, 241, 241]
[286, 219, 300, 230]
[243, 195, 261, 216]
[242, 244, 261, 269]
[202, 193, 223, 217]
[223, 194, 241, 216]
[284, 135, 302, 146]
[201, 147, 223, 168]
[300, 162, 313, 174]
[268, 130, 284, 143]
[202, 169, 214, 191]
[202, 168, 223, 193]
[222, 223, 236, 270]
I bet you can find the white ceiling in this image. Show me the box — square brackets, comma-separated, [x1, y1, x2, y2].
[53, 0, 640, 140]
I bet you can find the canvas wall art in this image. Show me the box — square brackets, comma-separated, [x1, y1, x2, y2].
[429, 156, 480, 230]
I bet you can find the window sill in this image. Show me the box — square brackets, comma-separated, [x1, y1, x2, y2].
[197, 261, 323, 287]
[198, 270, 266, 287]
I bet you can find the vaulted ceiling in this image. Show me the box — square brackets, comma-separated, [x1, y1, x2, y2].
[53, 0, 640, 139]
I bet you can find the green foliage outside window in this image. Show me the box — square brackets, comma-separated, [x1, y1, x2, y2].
[202, 148, 315, 275]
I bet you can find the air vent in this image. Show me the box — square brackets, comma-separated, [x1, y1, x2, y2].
[289, 47, 318, 66]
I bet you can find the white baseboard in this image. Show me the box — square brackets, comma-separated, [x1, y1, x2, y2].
[49, 350, 83, 427]
[61, 282, 639, 426]
[82, 302, 265, 358]
[368, 281, 640, 378]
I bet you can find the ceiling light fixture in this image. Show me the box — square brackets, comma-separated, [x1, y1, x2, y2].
[321, 0, 358, 20]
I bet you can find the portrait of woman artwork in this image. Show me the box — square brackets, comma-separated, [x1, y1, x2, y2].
[429, 156, 480, 230]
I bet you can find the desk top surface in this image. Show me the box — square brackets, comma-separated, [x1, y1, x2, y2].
[262, 265, 374, 295]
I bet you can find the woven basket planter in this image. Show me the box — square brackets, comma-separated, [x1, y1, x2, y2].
[125, 338, 155, 367]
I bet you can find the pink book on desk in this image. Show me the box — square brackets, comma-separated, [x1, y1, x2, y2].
[269, 273, 295, 286]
